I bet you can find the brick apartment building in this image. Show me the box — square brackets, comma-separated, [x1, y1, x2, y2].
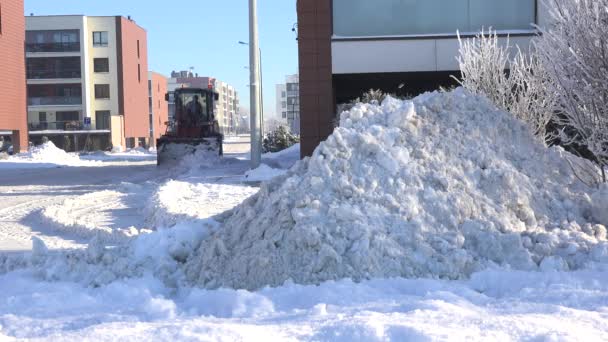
[0, 0, 28, 153]
[148, 71, 168, 147]
[25, 15, 150, 151]
[297, 0, 548, 157]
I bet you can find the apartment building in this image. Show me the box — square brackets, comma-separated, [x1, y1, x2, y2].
[297, 0, 548, 157]
[148, 71, 168, 147]
[168, 71, 240, 135]
[25, 15, 149, 151]
[0, 0, 28, 153]
[275, 74, 300, 134]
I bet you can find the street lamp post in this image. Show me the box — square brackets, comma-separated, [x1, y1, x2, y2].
[239, 41, 264, 140]
[247, 0, 262, 168]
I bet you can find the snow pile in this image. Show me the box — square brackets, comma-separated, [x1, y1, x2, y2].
[8, 142, 98, 166]
[244, 164, 287, 182]
[185, 89, 607, 290]
[145, 180, 259, 229]
[592, 185, 608, 227]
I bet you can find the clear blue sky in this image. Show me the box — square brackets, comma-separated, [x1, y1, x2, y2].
[24, 0, 299, 118]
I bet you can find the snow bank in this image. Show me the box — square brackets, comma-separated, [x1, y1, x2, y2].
[3, 142, 99, 167]
[185, 89, 607, 290]
[244, 164, 287, 182]
[145, 180, 259, 229]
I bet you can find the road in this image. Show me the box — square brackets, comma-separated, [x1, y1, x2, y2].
[0, 135, 253, 252]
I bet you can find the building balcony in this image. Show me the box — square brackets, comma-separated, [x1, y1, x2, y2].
[27, 69, 81, 80]
[26, 42, 81, 53]
[28, 96, 82, 106]
[28, 121, 110, 132]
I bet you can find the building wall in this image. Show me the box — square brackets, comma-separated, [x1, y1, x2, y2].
[85, 16, 120, 126]
[0, 0, 28, 152]
[297, 0, 333, 157]
[25, 16, 86, 130]
[298, 0, 547, 157]
[275, 83, 288, 123]
[149, 71, 168, 146]
[117, 17, 149, 143]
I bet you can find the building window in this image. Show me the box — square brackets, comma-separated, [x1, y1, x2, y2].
[95, 84, 110, 99]
[333, 0, 537, 37]
[281, 101, 287, 109]
[282, 112, 287, 119]
[92, 31, 108, 47]
[95, 111, 110, 130]
[138, 64, 141, 83]
[0, 3, 3, 35]
[93, 58, 109, 73]
[137, 40, 140, 58]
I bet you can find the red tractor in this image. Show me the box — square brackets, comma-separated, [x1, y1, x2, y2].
[157, 87, 223, 165]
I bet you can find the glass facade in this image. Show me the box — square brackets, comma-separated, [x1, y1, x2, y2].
[26, 30, 80, 52]
[333, 0, 536, 37]
[27, 84, 82, 106]
[27, 57, 81, 79]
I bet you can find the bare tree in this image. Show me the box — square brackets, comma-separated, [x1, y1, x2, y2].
[455, 30, 557, 142]
[536, 0, 608, 183]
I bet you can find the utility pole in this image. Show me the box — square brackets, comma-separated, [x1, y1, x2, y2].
[249, 0, 262, 168]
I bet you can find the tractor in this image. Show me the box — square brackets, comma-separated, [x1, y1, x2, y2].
[157, 87, 223, 165]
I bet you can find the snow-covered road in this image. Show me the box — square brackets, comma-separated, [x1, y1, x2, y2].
[0, 161, 158, 251]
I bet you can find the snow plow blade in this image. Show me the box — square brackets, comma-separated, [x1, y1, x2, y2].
[156, 136, 223, 166]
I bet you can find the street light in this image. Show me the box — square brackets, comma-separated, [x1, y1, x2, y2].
[238, 41, 264, 139]
[247, 0, 262, 168]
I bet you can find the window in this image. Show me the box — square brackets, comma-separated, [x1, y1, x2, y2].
[39, 112, 47, 122]
[282, 112, 287, 119]
[137, 40, 140, 58]
[281, 101, 287, 109]
[56, 111, 79, 122]
[333, 0, 536, 37]
[138, 64, 141, 83]
[95, 84, 110, 99]
[95, 111, 110, 130]
[92, 31, 108, 47]
[93, 58, 109, 73]
[0, 3, 3, 35]
[281, 91, 286, 98]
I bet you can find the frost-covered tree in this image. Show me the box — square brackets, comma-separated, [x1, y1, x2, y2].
[263, 125, 300, 153]
[536, 0, 608, 183]
[456, 30, 556, 142]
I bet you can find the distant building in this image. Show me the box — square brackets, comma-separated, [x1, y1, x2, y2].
[275, 74, 300, 134]
[167, 71, 239, 135]
[0, 0, 28, 153]
[148, 72, 168, 147]
[25, 15, 149, 151]
[297, 0, 548, 157]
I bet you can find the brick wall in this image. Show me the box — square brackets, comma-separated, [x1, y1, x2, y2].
[116, 17, 149, 142]
[150, 72, 168, 145]
[297, 0, 334, 157]
[0, 0, 27, 152]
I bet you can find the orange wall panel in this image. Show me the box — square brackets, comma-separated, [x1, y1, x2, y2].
[117, 17, 149, 140]
[0, 0, 28, 151]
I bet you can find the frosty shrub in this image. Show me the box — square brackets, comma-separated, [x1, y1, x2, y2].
[456, 30, 556, 142]
[536, 0, 608, 183]
[263, 125, 300, 153]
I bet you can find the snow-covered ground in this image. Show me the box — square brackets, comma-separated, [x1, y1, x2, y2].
[1, 92, 607, 341]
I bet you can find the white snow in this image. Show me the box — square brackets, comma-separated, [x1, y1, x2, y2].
[0, 142, 100, 168]
[0, 94, 607, 341]
[244, 164, 287, 182]
[187, 89, 606, 290]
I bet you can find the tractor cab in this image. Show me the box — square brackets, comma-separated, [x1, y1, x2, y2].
[157, 87, 223, 165]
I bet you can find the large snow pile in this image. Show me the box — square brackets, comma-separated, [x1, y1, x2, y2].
[185, 89, 607, 290]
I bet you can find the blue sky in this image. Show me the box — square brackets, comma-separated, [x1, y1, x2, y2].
[24, 0, 299, 118]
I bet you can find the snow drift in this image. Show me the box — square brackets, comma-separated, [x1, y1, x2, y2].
[4, 141, 98, 166]
[185, 89, 607, 290]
